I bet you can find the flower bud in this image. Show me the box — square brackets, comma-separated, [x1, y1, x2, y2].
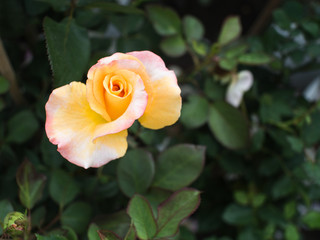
[3, 211, 27, 238]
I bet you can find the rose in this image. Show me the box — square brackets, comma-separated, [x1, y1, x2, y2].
[45, 51, 181, 169]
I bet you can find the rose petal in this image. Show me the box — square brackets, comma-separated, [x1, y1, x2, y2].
[92, 68, 148, 139]
[45, 82, 128, 169]
[128, 51, 182, 129]
[226, 70, 253, 107]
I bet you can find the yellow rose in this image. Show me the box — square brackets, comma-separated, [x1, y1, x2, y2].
[45, 51, 181, 168]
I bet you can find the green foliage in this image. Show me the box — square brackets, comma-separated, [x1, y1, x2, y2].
[152, 144, 205, 191]
[218, 16, 241, 45]
[16, 161, 46, 209]
[49, 169, 80, 208]
[6, 110, 39, 144]
[43, 17, 90, 87]
[127, 195, 157, 240]
[117, 149, 155, 197]
[208, 101, 249, 149]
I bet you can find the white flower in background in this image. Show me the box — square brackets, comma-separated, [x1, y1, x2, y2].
[303, 76, 320, 102]
[226, 70, 253, 107]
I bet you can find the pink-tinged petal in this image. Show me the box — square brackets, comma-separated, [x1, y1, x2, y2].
[128, 51, 182, 129]
[93, 72, 148, 139]
[45, 82, 128, 169]
[226, 70, 253, 107]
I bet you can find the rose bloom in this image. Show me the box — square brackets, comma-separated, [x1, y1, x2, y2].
[45, 51, 181, 168]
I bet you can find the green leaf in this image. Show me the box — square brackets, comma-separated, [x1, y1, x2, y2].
[16, 160, 46, 209]
[284, 224, 299, 240]
[117, 149, 155, 197]
[208, 101, 249, 149]
[7, 110, 39, 144]
[304, 162, 320, 185]
[272, 176, 294, 199]
[222, 204, 254, 226]
[61, 202, 92, 234]
[284, 201, 296, 220]
[225, 43, 248, 58]
[301, 20, 319, 37]
[272, 9, 290, 29]
[218, 16, 241, 45]
[152, 144, 205, 191]
[301, 111, 320, 146]
[88, 223, 100, 240]
[98, 230, 121, 240]
[123, 224, 136, 240]
[127, 195, 157, 240]
[302, 211, 320, 229]
[180, 95, 209, 129]
[234, 191, 249, 205]
[219, 58, 237, 70]
[43, 17, 90, 87]
[147, 5, 181, 36]
[95, 211, 131, 238]
[36, 234, 67, 240]
[84, 2, 143, 15]
[0, 200, 14, 235]
[41, 134, 64, 168]
[238, 53, 271, 65]
[0, 76, 9, 94]
[155, 189, 200, 238]
[183, 15, 204, 42]
[238, 228, 262, 240]
[49, 169, 80, 208]
[252, 194, 266, 208]
[160, 35, 186, 57]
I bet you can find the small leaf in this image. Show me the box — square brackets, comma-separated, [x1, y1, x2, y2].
[301, 20, 319, 37]
[98, 230, 121, 240]
[49, 169, 80, 208]
[36, 234, 67, 240]
[180, 95, 209, 129]
[223, 204, 255, 226]
[218, 16, 241, 45]
[7, 110, 39, 144]
[95, 211, 131, 238]
[61, 202, 92, 234]
[117, 149, 155, 197]
[155, 189, 200, 238]
[16, 160, 46, 209]
[284, 201, 296, 220]
[124, 224, 136, 240]
[219, 58, 237, 71]
[208, 101, 249, 149]
[183, 15, 204, 42]
[234, 191, 249, 205]
[88, 223, 100, 240]
[127, 195, 157, 240]
[160, 35, 187, 57]
[43, 17, 90, 87]
[152, 144, 205, 191]
[238, 53, 271, 65]
[147, 5, 181, 36]
[0, 76, 9, 94]
[272, 176, 294, 199]
[302, 211, 320, 229]
[284, 224, 299, 240]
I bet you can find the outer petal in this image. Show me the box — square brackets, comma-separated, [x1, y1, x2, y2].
[128, 51, 182, 129]
[45, 82, 128, 169]
[226, 70, 253, 107]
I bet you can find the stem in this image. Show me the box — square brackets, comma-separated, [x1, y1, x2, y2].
[0, 38, 25, 104]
